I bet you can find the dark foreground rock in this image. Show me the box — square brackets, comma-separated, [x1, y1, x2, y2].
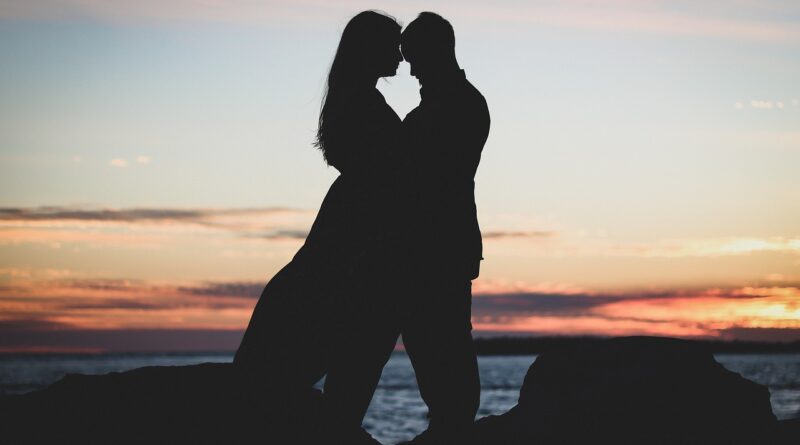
[1, 337, 798, 444]
[0, 363, 323, 444]
[474, 336, 795, 445]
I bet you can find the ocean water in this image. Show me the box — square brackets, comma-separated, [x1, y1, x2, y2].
[1, 353, 798, 443]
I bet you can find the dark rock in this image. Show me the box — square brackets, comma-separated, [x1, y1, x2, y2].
[0, 362, 323, 444]
[777, 418, 800, 443]
[474, 336, 784, 444]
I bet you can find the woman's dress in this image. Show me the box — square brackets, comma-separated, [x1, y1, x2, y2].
[234, 87, 401, 387]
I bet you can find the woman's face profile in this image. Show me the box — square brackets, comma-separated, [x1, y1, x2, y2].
[373, 31, 403, 78]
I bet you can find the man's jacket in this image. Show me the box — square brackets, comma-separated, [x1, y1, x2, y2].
[400, 70, 490, 280]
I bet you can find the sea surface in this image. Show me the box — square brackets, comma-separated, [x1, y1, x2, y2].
[1, 353, 798, 443]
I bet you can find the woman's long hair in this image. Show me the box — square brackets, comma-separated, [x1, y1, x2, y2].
[314, 11, 400, 167]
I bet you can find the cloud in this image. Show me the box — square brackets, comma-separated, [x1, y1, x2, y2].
[0, 318, 70, 332]
[472, 280, 588, 296]
[472, 286, 662, 321]
[0, 206, 312, 245]
[472, 315, 713, 338]
[0, 320, 244, 353]
[0, 227, 166, 248]
[0, 206, 318, 253]
[0, 278, 261, 332]
[2, 277, 263, 302]
[0, 205, 306, 223]
[552, 236, 800, 258]
[483, 230, 556, 239]
[177, 281, 263, 298]
[473, 292, 623, 316]
[765, 273, 800, 283]
[746, 99, 795, 110]
[262, 230, 310, 239]
[634, 237, 800, 257]
[239, 229, 311, 240]
[751, 100, 776, 109]
[0, 267, 34, 279]
[58, 299, 169, 311]
[1, 206, 221, 223]
[470, 285, 800, 338]
[109, 156, 149, 167]
[485, 231, 800, 258]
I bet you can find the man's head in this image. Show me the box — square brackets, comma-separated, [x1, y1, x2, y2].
[401, 12, 458, 83]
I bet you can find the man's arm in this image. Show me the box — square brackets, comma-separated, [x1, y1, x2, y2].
[423, 90, 490, 198]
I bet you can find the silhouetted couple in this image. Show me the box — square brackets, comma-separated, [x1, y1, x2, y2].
[234, 11, 490, 445]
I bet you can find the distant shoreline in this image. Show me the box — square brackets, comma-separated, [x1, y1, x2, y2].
[2, 336, 800, 356]
[472, 336, 800, 355]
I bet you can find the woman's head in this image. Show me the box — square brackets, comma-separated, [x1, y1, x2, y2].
[328, 11, 403, 85]
[315, 11, 402, 167]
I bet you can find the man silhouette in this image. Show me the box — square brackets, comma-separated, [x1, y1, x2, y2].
[393, 11, 490, 444]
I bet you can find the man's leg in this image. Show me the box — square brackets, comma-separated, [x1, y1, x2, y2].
[402, 278, 480, 435]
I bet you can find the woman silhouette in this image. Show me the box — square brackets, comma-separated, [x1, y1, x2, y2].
[233, 10, 403, 444]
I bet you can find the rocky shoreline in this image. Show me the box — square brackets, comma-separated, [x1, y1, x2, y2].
[1, 337, 797, 444]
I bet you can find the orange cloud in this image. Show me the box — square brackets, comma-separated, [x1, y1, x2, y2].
[596, 288, 800, 330]
[0, 278, 262, 330]
[472, 279, 588, 295]
[471, 285, 800, 339]
[473, 315, 712, 338]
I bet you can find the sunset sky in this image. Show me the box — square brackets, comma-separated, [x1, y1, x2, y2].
[1, 0, 799, 352]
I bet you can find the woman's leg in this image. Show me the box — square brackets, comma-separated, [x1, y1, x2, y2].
[321, 278, 401, 432]
[234, 260, 330, 389]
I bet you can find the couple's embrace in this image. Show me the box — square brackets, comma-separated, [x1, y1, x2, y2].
[234, 11, 490, 445]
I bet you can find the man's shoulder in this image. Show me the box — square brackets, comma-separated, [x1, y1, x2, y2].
[448, 79, 489, 131]
[461, 79, 488, 112]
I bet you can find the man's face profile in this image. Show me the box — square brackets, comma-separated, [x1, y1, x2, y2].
[400, 44, 426, 82]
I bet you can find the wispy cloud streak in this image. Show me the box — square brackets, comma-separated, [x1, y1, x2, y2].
[0, 206, 314, 247]
[0, 206, 302, 223]
[471, 284, 800, 337]
[483, 230, 556, 239]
